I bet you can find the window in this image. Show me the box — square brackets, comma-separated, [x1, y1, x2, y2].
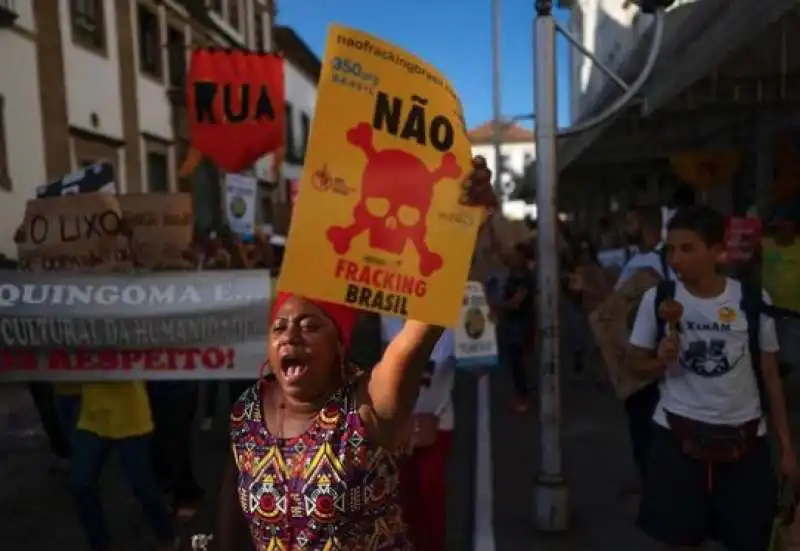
[227, 0, 240, 30]
[498, 154, 509, 174]
[0, 0, 19, 25]
[300, 113, 311, 159]
[0, 95, 10, 190]
[147, 151, 169, 192]
[522, 152, 534, 172]
[284, 102, 301, 164]
[254, 12, 265, 51]
[167, 26, 186, 89]
[70, 0, 106, 53]
[261, 196, 274, 224]
[138, 4, 162, 80]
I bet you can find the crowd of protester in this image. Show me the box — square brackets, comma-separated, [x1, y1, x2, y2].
[475, 182, 800, 551]
[7, 171, 800, 550]
[3, 225, 278, 550]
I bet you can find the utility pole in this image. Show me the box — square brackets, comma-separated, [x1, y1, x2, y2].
[491, 0, 503, 194]
[531, 0, 566, 531]
[531, 0, 667, 532]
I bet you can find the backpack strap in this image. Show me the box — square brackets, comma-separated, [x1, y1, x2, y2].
[658, 245, 670, 282]
[654, 279, 676, 344]
[762, 303, 800, 320]
[740, 280, 768, 413]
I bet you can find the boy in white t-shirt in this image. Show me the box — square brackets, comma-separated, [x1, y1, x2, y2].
[626, 206, 796, 550]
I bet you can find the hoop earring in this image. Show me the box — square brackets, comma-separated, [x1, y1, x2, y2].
[258, 360, 272, 392]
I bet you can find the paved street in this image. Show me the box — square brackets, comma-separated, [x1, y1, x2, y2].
[7, 351, 796, 550]
[463, 370, 661, 551]
[0, 370, 660, 551]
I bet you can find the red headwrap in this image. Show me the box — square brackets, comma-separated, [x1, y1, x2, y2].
[271, 291, 358, 351]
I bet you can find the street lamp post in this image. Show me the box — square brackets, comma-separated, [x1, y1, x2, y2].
[530, 0, 667, 532]
[491, 0, 503, 193]
[531, 0, 566, 531]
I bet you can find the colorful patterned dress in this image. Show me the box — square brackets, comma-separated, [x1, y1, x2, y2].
[229, 381, 412, 550]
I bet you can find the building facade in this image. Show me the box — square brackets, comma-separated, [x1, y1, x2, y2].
[468, 121, 536, 219]
[0, 0, 278, 257]
[563, 0, 800, 227]
[254, 24, 319, 248]
[568, 0, 700, 122]
[0, 1, 46, 257]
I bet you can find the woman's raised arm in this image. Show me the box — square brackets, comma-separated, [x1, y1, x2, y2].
[359, 321, 444, 447]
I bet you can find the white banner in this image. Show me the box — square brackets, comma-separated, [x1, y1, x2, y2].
[0, 270, 271, 382]
[224, 174, 257, 237]
[454, 281, 498, 369]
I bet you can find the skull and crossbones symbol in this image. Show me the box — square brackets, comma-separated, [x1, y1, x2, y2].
[326, 123, 462, 277]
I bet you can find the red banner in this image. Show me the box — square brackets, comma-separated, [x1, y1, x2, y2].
[187, 49, 285, 173]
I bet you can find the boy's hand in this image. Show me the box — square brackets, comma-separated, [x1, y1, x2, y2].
[656, 334, 680, 364]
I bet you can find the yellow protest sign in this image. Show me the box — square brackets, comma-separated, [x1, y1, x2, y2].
[278, 25, 480, 326]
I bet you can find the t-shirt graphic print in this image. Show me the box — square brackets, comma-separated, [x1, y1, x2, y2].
[629, 278, 779, 431]
[679, 318, 746, 378]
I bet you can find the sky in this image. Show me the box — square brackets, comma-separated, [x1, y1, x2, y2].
[276, 0, 574, 131]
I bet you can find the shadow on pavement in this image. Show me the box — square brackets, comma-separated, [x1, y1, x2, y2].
[486, 365, 662, 551]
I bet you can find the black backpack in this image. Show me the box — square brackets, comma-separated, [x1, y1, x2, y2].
[653, 279, 800, 412]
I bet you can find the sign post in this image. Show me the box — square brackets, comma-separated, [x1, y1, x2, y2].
[532, 0, 567, 531]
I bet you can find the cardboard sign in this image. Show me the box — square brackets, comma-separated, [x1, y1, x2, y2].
[16, 193, 130, 271]
[278, 25, 480, 326]
[589, 268, 662, 400]
[224, 174, 257, 238]
[469, 215, 533, 283]
[119, 193, 193, 268]
[454, 281, 498, 369]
